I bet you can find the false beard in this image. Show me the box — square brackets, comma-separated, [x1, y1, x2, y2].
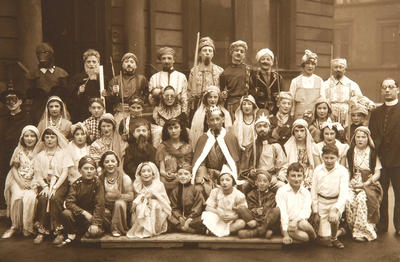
[135, 134, 150, 151]
[203, 57, 211, 66]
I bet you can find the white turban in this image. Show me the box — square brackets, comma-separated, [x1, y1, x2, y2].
[331, 58, 347, 68]
[256, 48, 274, 62]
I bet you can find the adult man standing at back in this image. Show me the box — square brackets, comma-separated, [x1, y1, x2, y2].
[369, 78, 400, 235]
[149, 47, 188, 114]
[321, 58, 362, 127]
[188, 37, 223, 117]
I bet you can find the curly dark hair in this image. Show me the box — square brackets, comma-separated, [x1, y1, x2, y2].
[99, 151, 120, 169]
[161, 116, 189, 143]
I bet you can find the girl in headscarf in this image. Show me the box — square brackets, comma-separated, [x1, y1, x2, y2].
[232, 95, 258, 150]
[100, 151, 133, 237]
[127, 162, 171, 238]
[312, 122, 349, 167]
[64, 122, 90, 184]
[345, 126, 383, 241]
[33, 126, 71, 245]
[189, 85, 232, 148]
[2, 126, 40, 238]
[279, 119, 316, 189]
[156, 118, 193, 196]
[89, 113, 124, 165]
[37, 96, 72, 138]
[308, 98, 333, 143]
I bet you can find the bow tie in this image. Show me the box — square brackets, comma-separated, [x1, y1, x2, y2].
[162, 68, 175, 73]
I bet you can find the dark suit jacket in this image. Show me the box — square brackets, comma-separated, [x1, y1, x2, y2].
[369, 102, 400, 168]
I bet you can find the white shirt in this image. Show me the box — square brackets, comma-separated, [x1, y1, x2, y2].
[149, 70, 188, 112]
[40, 66, 55, 74]
[321, 75, 362, 102]
[276, 183, 312, 231]
[311, 162, 349, 213]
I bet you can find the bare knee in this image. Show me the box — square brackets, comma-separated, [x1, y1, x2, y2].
[114, 199, 127, 209]
[291, 230, 309, 242]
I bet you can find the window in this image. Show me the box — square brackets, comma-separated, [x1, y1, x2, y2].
[379, 22, 400, 67]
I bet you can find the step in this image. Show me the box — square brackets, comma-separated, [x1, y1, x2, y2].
[81, 233, 286, 249]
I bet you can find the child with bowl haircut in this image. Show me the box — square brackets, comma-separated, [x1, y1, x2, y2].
[276, 162, 316, 245]
[238, 169, 280, 239]
[168, 163, 205, 233]
[311, 144, 349, 249]
[201, 165, 247, 237]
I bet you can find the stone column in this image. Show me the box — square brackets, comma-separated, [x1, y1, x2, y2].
[125, 0, 146, 75]
[17, 0, 42, 72]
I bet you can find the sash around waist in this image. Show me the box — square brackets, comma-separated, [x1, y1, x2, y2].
[317, 193, 339, 200]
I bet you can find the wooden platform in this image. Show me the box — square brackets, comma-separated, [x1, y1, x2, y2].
[81, 233, 287, 249]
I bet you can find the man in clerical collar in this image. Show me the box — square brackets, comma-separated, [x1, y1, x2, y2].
[107, 52, 148, 123]
[220, 40, 251, 121]
[250, 48, 282, 114]
[188, 36, 223, 116]
[369, 78, 400, 235]
[192, 106, 242, 197]
[321, 58, 362, 127]
[149, 47, 188, 114]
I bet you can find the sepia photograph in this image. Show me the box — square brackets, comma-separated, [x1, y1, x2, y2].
[0, 0, 399, 261]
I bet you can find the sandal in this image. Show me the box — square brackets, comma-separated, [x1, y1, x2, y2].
[331, 239, 345, 249]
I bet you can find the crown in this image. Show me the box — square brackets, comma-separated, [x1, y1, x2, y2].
[255, 112, 270, 126]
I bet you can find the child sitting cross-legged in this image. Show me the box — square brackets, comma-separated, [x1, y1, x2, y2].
[168, 163, 205, 234]
[238, 169, 280, 239]
[276, 162, 317, 245]
[201, 165, 246, 237]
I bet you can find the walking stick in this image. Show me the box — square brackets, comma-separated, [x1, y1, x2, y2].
[99, 65, 106, 112]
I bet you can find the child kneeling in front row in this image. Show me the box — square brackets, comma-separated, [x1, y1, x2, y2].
[238, 170, 280, 239]
[276, 162, 316, 245]
[168, 163, 205, 233]
[201, 165, 246, 237]
[311, 144, 349, 249]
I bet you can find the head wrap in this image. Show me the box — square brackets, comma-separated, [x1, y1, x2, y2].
[229, 40, 248, 54]
[20, 125, 40, 144]
[40, 96, 71, 125]
[205, 85, 220, 95]
[349, 95, 375, 116]
[78, 155, 97, 169]
[121, 52, 138, 64]
[233, 95, 258, 149]
[218, 164, 243, 185]
[0, 88, 23, 104]
[128, 97, 144, 106]
[36, 42, 54, 55]
[33, 126, 69, 154]
[301, 49, 318, 65]
[331, 58, 347, 68]
[207, 105, 223, 118]
[292, 119, 309, 133]
[198, 37, 215, 52]
[255, 109, 271, 126]
[277, 92, 293, 102]
[157, 47, 175, 60]
[254, 169, 272, 182]
[99, 113, 117, 127]
[351, 126, 375, 149]
[256, 48, 274, 62]
[71, 122, 88, 136]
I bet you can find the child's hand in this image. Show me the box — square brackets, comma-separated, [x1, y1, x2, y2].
[247, 220, 257, 228]
[282, 235, 293, 245]
[288, 220, 298, 232]
[183, 218, 193, 230]
[328, 208, 339, 223]
[256, 207, 263, 216]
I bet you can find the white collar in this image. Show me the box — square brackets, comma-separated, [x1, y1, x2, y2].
[40, 66, 55, 74]
[385, 99, 398, 106]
